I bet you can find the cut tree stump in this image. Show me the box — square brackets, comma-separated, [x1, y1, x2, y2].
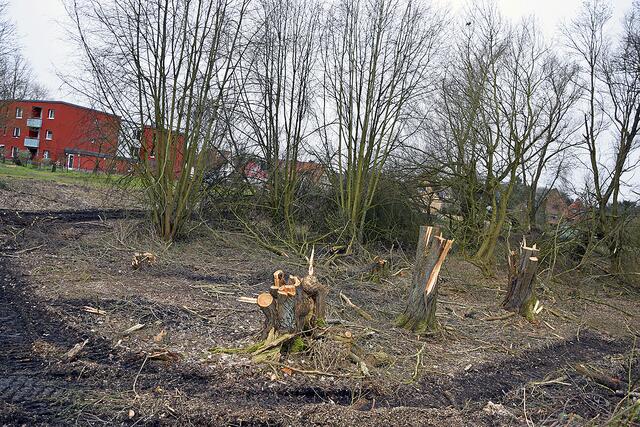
[243, 254, 329, 341]
[397, 225, 454, 333]
[502, 240, 540, 321]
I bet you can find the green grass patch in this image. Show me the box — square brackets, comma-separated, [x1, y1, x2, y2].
[0, 162, 136, 188]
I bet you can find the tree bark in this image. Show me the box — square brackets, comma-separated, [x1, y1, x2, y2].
[256, 269, 328, 339]
[397, 225, 454, 333]
[502, 241, 540, 321]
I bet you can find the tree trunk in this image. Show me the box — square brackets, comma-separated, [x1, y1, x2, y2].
[503, 240, 540, 321]
[397, 225, 454, 333]
[255, 269, 328, 339]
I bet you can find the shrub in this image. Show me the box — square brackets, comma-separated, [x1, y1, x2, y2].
[17, 150, 31, 166]
[363, 173, 429, 248]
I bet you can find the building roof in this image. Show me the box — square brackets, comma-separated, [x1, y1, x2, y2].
[1, 99, 119, 118]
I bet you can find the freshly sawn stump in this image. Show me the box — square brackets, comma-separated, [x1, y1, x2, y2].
[397, 225, 454, 333]
[503, 240, 540, 320]
[250, 254, 328, 340]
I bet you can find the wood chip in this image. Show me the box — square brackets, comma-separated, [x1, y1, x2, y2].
[153, 329, 167, 343]
[63, 339, 89, 361]
[82, 306, 106, 315]
[123, 323, 145, 335]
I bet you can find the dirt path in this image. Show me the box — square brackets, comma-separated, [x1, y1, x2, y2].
[0, 208, 637, 425]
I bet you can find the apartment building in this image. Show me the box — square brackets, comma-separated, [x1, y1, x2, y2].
[0, 100, 121, 171]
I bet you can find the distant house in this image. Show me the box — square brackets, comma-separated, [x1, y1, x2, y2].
[284, 160, 326, 185]
[202, 152, 326, 186]
[418, 184, 446, 215]
[567, 199, 587, 223]
[540, 189, 569, 225]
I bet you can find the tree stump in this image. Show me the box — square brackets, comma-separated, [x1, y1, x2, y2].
[252, 268, 328, 340]
[503, 241, 540, 321]
[397, 225, 454, 333]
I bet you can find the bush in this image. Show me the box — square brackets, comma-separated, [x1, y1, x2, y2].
[16, 150, 31, 166]
[363, 173, 429, 248]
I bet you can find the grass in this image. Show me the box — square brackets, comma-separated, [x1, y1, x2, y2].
[0, 161, 134, 188]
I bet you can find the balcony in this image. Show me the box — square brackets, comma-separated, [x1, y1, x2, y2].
[24, 137, 39, 148]
[27, 118, 42, 128]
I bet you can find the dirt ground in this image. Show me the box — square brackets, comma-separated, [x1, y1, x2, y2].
[0, 175, 639, 426]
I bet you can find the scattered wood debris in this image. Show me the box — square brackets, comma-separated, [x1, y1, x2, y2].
[339, 292, 373, 321]
[82, 306, 107, 315]
[131, 252, 157, 270]
[575, 363, 626, 390]
[147, 349, 180, 362]
[123, 323, 145, 335]
[63, 339, 89, 362]
[153, 329, 167, 343]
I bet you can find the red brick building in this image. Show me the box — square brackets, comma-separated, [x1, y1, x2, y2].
[0, 100, 122, 171]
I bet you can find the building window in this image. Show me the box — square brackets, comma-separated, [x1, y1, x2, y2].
[15, 108, 22, 119]
[11, 147, 18, 157]
[45, 130, 53, 140]
[13, 127, 20, 138]
[48, 109, 55, 119]
[43, 150, 50, 159]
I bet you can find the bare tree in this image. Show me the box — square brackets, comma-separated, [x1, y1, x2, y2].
[321, 0, 443, 248]
[0, 1, 49, 140]
[235, 0, 321, 234]
[520, 55, 582, 232]
[563, 0, 640, 272]
[432, 7, 561, 269]
[432, 4, 508, 254]
[68, 0, 248, 240]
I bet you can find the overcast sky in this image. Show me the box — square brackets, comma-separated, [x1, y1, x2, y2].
[6, 0, 634, 102]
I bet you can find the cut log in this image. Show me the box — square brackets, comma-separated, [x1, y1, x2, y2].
[503, 241, 540, 320]
[257, 292, 277, 339]
[397, 225, 454, 333]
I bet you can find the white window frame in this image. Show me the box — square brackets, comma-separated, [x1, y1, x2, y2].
[43, 150, 50, 159]
[45, 130, 53, 140]
[11, 147, 18, 157]
[48, 109, 55, 119]
[15, 107, 22, 119]
[13, 127, 20, 138]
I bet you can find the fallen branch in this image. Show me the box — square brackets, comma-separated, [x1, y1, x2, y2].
[0, 244, 46, 258]
[576, 296, 634, 318]
[63, 339, 89, 362]
[412, 343, 426, 380]
[340, 292, 373, 321]
[575, 363, 626, 390]
[181, 305, 212, 321]
[123, 323, 145, 335]
[484, 312, 516, 321]
[272, 363, 364, 378]
[82, 306, 107, 315]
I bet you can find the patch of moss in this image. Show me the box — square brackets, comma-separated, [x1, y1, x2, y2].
[287, 336, 306, 353]
[209, 340, 264, 355]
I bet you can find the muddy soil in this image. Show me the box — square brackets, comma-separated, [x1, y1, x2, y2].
[0, 177, 638, 426]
